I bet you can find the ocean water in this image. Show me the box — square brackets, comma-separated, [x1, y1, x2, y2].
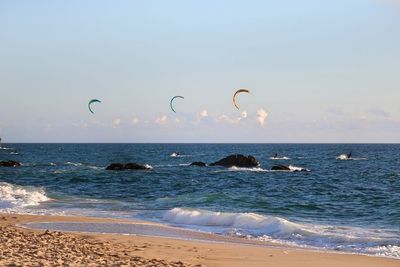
[0, 143, 399, 258]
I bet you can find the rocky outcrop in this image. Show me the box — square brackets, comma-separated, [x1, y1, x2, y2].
[271, 165, 291, 171]
[106, 163, 151, 171]
[190, 162, 207, 167]
[0, 160, 21, 167]
[209, 154, 259, 168]
[271, 165, 309, 172]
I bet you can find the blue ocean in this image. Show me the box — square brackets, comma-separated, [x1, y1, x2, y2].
[0, 144, 399, 258]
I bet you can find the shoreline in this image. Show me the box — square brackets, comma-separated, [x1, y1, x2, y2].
[1, 213, 399, 266]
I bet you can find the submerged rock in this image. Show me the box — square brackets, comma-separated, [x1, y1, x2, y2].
[209, 154, 259, 168]
[190, 161, 207, 167]
[271, 165, 291, 171]
[271, 165, 309, 172]
[0, 160, 21, 167]
[106, 163, 151, 171]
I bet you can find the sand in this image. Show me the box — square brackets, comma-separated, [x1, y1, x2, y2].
[0, 213, 398, 267]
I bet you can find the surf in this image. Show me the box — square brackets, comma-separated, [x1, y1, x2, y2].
[0, 182, 50, 212]
[163, 208, 400, 258]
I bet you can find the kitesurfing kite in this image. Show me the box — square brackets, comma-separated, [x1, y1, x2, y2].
[232, 89, 250, 110]
[88, 99, 101, 114]
[170, 96, 184, 113]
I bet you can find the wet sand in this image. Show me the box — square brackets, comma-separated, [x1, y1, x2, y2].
[0, 213, 399, 266]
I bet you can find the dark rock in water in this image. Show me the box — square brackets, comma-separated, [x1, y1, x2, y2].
[190, 162, 207, 167]
[0, 160, 21, 167]
[106, 163, 151, 171]
[209, 154, 259, 168]
[271, 165, 309, 172]
[271, 165, 291, 171]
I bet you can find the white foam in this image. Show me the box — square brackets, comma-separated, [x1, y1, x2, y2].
[144, 164, 153, 169]
[65, 162, 104, 170]
[162, 208, 400, 258]
[228, 166, 269, 172]
[269, 165, 310, 172]
[337, 154, 350, 160]
[66, 162, 83, 166]
[269, 157, 290, 160]
[288, 165, 310, 172]
[336, 155, 368, 161]
[363, 245, 400, 258]
[0, 182, 50, 212]
[170, 153, 191, 158]
[163, 208, 303, 236]
[351, 157, 368, 161]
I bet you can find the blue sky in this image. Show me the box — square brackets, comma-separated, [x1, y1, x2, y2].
[0, 0, 399, 142]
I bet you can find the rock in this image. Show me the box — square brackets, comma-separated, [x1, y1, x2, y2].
[271, 165, 291, 171]
[190, 162, 207, 167]
[209, 154, 259, 168]
[105, 163, 151, 171]
[271, 165, 309, 172]
[0, 160, 21, 167]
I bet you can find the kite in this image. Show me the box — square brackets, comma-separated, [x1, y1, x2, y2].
[170, 96, 184, 113]
[232, 89, 250, 110]
[88, 99, 101, 114]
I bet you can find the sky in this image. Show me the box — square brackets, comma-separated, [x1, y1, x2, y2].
[0, 0, 399, 143]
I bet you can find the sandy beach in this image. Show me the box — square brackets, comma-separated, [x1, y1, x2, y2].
[0, 213, 398, 267]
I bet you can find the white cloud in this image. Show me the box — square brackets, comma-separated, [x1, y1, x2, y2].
[155, 115, 168, 125]
[132, 117, 139, 125]
[216, 110, 249, 125]
[257, 109, 269, 127]
[218, 114, 236, 124]
[199, 110, 208, 118]
[112, 118, 121, 128]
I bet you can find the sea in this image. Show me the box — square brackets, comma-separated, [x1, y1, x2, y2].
[0, 143, 399, 258]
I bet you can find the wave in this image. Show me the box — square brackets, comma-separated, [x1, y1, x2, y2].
[65, 162, 83, 166]
[170, 153, 191, 158]
[154, 163, 191, 168]
[0, 182, 50, 212]
[144, 164, 153, 169]
[163, 208, 301, 233]
[163, 208, 400, 258]
[65, 162, 104, 170]
[269, 165, 310, 172]
[228, 166, 269, 172]
[269, 157, 290, 160]
[288, 165, 310, 172]
[0, 147, 14, 150]
[336, 154, 368, 161]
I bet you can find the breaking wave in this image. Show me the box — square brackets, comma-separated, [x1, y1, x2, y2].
[163, 208, 400, 258]
[0, 182, 50, 212]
